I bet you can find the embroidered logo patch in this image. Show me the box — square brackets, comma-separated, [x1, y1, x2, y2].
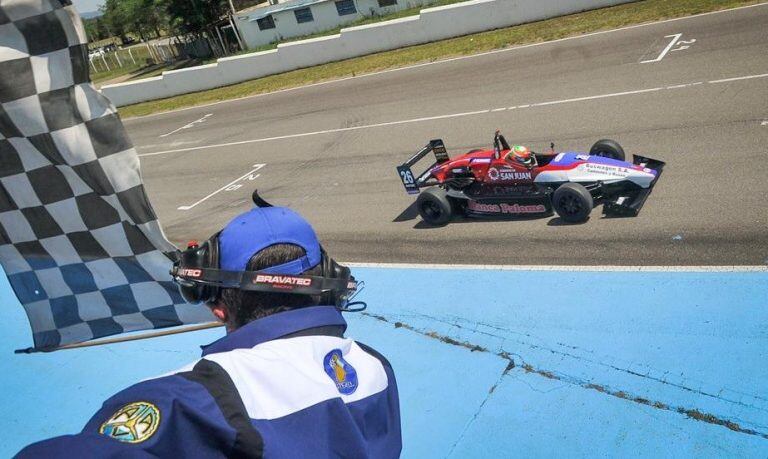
[323, 349, 358, 395]
[99, 401, 160, 443]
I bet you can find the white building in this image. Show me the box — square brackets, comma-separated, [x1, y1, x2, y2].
[234, 0, 429, 49]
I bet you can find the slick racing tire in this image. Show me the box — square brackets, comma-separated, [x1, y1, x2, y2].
[416, 187, 453, 225]
[552, 183, 593, 223]
[589, 139, 625, 161]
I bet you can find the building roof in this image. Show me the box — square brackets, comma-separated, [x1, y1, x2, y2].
[237, 0, 334, 20]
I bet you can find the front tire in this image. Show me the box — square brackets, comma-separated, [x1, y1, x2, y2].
[416, 188, 453, 225]
[590, 139, 625, 161]
[552, 183, 593, 223]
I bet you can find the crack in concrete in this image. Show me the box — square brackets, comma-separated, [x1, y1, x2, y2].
[362, 312, 768, 440]
[412, 313, 768, 413]
[445, 362, 512, 458]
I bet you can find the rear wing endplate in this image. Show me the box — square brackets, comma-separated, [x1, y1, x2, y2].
[396, 139, 448, 194]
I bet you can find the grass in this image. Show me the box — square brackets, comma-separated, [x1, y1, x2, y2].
[91, 45, 156, 84]
[118, 0, 762, 118]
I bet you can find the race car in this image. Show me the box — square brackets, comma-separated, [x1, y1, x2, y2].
[396, 131, 664, 225]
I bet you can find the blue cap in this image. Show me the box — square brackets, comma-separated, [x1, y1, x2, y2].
[219, 207, 321, 274]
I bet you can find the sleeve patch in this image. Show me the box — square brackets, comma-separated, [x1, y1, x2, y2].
[99, 401, 161, 443]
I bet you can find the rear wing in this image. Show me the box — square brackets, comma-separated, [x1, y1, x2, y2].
[396, 139, 449, 194]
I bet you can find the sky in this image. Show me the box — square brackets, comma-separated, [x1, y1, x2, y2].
[72, 0, 102, 14]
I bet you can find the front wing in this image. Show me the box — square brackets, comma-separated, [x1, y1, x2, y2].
[603, 155, 665, 217]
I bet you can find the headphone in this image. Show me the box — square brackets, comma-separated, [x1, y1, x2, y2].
[170, 191, 362, 310]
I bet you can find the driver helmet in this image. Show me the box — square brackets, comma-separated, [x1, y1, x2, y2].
[508, 145, 533, 167]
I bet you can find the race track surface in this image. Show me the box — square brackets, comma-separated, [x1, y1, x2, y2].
[125, 4, 768, 266]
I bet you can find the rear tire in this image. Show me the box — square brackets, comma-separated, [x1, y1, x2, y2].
[416, 188, 453, 225]
[590, 139, 625, 161]
[552, 183, 593, 223]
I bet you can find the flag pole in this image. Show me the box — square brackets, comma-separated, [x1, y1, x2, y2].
[15, 322, 225, 354]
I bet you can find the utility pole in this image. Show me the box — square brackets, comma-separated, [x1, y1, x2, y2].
[227, 0, 247, 50]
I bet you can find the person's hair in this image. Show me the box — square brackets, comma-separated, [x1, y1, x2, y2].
[219, 243, 322, 328]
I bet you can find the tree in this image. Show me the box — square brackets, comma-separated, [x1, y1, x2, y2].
[100, 0, 169, 42]
[166, 0, 228, 36]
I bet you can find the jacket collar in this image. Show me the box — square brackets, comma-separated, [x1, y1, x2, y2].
[201, 306, 347, 356]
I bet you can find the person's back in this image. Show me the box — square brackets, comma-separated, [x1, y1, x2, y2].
[18, 207, 401, 458]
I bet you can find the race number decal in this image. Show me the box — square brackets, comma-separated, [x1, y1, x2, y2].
[397, 165, 419, 194]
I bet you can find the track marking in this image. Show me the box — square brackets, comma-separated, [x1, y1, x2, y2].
[123, 2, 768, 121]
[641, 33, 683, 63]
[138, 72, 768, 158]
[177, 164, 265, 211]
[139, 110, 490, 157]
[530, 87, 664, 107]
[159, 113, 213, 138]
[709, 73, 768, 84]
[342, 262, 768, 272]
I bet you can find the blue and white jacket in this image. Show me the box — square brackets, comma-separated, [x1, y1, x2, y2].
[17, 306, 401, 458]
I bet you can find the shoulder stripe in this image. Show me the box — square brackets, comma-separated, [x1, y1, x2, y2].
[180, 359, 264, 458]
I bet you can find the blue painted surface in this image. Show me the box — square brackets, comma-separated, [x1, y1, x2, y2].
[1, 267, 767, 457]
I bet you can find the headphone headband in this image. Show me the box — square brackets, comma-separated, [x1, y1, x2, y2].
[172, 266, 357, 297]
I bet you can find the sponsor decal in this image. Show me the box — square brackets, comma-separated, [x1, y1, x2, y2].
[487, 167, 532, 182]
[488, 185, 532, 195]
[467, 201, 546, 214]
[582, 163, 630, 178]
[576, 154, 590, 161]
[323, 349, 358, 395]
[178, 268, 202, 278]
[254, 274, 312, 286]
[100, 402, 161, 444]
[471, 158, 492, 164]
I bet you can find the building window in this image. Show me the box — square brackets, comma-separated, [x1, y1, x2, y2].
[378, 0, 397, 6]
[294, 7, 314, 23]
[335, 0, 357, 16]
[257, 15, 276, 30]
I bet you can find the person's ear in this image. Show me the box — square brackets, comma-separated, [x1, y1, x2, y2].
[208, 301, 228, 323]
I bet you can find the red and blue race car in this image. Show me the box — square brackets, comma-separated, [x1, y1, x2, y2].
[396, 131, 664, 225]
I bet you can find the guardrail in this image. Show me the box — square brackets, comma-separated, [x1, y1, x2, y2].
[102, 0, 633, 107]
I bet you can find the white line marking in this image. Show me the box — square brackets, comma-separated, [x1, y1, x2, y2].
[531, 87, 663, 107]
[177, 164, 265, 210]
[708, 73, 768, 84]
[159, 113, 213, 138]
[140, 72, 768, 158]
[343, 262, 768, 272]
[123, 2, 768, 121]
[762, 120, 768, 126]
[641, 33, 682, 63]
[140, 110, 490, 157]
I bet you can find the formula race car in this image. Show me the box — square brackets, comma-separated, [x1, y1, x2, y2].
[396, 131, 664, 225]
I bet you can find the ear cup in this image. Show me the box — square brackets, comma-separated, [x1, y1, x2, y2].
[177, 243, 208, 303]
[201, 233, 221, 304]
[319, 247, 351, 307]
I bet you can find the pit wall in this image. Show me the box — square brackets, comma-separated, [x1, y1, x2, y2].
[102, 0, 634, 107]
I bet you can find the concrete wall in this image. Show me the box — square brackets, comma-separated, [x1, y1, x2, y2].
[237, 0, 429, 49]
[103, 0, 635, 107]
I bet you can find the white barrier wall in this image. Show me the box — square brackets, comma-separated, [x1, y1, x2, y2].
[236, 0, 431, 49]
[103, 0, 634, 107]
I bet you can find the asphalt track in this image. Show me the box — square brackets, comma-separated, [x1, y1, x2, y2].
[124, 4, 768, 266]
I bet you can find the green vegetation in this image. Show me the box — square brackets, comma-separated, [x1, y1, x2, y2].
[118, 0, 762, 118]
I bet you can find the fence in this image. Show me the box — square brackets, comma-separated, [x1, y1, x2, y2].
[102, 0, 634, 107]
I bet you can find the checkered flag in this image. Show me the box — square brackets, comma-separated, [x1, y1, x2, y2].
[0, 0, 213, 351]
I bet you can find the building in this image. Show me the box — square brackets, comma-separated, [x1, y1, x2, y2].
[234, 0, 429, 49]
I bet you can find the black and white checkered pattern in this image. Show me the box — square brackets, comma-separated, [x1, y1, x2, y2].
[0, 0, 212, 350]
